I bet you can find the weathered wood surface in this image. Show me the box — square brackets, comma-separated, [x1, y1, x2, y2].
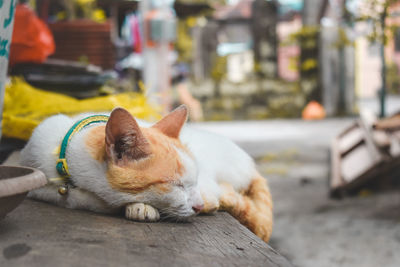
[0, 200, 292, 267]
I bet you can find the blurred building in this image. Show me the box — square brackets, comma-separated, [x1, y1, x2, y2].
[191, 0, 304, 83]
[385, 2, 400, 95]
[277, 12, 301, 81]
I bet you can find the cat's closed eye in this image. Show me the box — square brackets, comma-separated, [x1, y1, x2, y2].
[171, 181, 184, 188]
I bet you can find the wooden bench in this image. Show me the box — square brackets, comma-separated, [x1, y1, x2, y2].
[0, 199, 292, 266]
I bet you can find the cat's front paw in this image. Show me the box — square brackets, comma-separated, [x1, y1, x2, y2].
[125, 203, 160, 222]
[219, 183, 238, 211]
[201, 193, 219, 214]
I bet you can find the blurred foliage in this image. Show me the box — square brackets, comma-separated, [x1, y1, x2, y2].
[386, 63, 400, 94]
[283, 26, 319, 81]
[198, 78, 303, 120]
[282, 26, 322, 76]
[29, 0, 36, 9]
[287, 26, 319, 77]
[300, 58, 317, 72]
[176, 0, 226, 5]
[175, 8, 214, 63]
[288, 55, 299, 72]
[286, 25, 319, 49]
[78, 55, 90, 64]
[176, 18, 194, 62]
[91, 8, 106, 22]
[332, 27, 354, 48]
[56, 0, 106, 22]
[267, 94, 305, 117]
[354, 0, 398, 44]
[253, 62, 261, 73]
[352, 0, 400, 109]
[211, 56, 227, 81]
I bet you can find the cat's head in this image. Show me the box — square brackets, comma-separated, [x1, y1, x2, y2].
[104, 105, 204, 219]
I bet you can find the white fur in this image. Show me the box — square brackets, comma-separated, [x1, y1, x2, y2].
[20, 114, 257, 219]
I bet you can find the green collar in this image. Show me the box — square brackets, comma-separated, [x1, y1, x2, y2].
[56, 115, 109, 179]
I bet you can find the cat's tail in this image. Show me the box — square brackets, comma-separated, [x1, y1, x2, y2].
[220, 173, 273, 242]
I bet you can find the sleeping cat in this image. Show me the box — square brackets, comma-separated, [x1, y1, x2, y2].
[20, 105, 273, 242]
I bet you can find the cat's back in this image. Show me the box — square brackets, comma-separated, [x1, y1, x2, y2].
[180, 125, 256, 189]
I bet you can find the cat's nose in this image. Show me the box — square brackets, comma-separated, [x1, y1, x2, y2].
[192, 204, 204, 213]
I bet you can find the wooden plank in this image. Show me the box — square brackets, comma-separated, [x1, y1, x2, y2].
[341, 144, 374, 182]
[337, 126, 364, 155]
[374, 114, 400, 132]
[372, 130, 391, 150]
[330, 138, 344, 190]
[358, 119, 385, 163]
[390, 132, 400, 157]
[330, 119, 391, 196]
[0, 200, 292, 267]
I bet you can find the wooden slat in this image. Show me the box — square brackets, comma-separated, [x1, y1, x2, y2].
[330, 118, 391, 196]
[338, 125, 364, 155]
[0, 200, 293, 267]
[358, 119, 385, 164]
[330, 138, 344, 190]
[341, 144, 374, 182]
[372, 130, 391, 150]
[390, 132, 400, 157]
[374, 114, 400, 132]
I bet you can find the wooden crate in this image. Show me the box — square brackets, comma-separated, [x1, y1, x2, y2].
[330, 116, 400, 197]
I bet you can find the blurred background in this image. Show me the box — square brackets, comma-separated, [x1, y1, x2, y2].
[6, 0, 400, 123]
[1, 0, 400, 266]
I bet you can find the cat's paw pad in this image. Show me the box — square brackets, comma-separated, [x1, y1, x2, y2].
[125, 203, 160, 222]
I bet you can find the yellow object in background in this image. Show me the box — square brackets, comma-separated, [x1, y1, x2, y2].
[2, 78, 161, 140]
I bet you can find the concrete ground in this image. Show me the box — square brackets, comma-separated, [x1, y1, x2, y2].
[194, 118, 400, 267]
[3, 117, 400, 267]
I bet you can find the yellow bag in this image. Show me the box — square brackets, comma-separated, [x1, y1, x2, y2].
[2, 78, 161, 140]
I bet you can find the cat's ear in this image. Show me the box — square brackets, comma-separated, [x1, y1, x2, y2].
[152, 105, 188, 139]
[105, 108, 151, 164]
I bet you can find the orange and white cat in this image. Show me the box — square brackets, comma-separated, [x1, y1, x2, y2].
[20, 106, 273, 242]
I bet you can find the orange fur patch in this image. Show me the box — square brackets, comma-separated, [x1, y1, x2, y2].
[201, 193, 219, 213]
[219, 174, 273, 243]
[85, 125, 187, 194]
[85, 126, 107, 162]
